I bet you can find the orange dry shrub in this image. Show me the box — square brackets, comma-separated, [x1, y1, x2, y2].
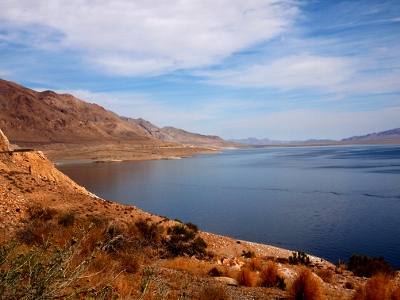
[260, 260, 280, 287]
[288, 267, 323, 300]
[247, 257, 262, 271]
[352, 273, 400, 300]
[160, 257, 210, 276]
[238, 267, 258, 287]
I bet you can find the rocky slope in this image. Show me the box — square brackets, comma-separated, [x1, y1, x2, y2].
[0, 78, 216, 162]
[121, 116, 247, 150]
[2, 129, 400, 299]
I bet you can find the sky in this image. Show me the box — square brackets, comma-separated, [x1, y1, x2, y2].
[1, 0, 399, 141]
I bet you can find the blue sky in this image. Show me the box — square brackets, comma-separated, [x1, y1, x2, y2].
[1, 0, 399, 140]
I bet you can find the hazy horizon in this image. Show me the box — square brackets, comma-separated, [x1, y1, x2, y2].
[1, 0, 399, 140]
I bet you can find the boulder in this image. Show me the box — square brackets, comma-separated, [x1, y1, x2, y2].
[0, 129, 13, 152]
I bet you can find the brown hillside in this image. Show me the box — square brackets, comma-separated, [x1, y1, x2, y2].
[0, 78, 216, 162]
[2, 129, 396, 299]
[0, 78, 161, 146]
[121, 116, 247, 150]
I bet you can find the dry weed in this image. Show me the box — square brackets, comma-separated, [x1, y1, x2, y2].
[315, 268, 335, 284]
[260, 260, 280, 287]
[160, 257, 209, 276]
[288, 267, 323, 300]
[352, 273, 399, 300]
[238, 267, 258, 287]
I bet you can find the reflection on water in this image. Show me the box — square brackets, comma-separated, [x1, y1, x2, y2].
[58, 145, 400, 269]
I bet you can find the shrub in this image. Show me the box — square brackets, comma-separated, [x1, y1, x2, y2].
[0, 229, 115, 300]
[57, 211, 76, 227]
[134, 218, 162, 242]
[260, 260, 285, 289]
[289, 251, 311, 265]
[238, 267, 257, 287]
[288, 268, 323, 300]
[164, 224, 207, 257]
[347, 254, 395, 278]
[247, 257, 262, 272]
[185, 222, 198, 233]
[315, 268, 335, 284]
[241, 250, 255, 259]
[352, 273, 399, 300]
[26, 203, 57, 221]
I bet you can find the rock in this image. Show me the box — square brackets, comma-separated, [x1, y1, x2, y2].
[214, 277, 239, 286]
[0, 129, 13, 152]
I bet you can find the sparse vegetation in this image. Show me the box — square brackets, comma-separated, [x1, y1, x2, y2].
[352, 273, 400, 300]
[260, 260, 286, 289]
[346, 254, 395, 278]
[289, 251, 311, 265]
[288, 267, 323, 300]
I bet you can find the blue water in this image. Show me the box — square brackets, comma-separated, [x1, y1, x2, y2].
[57, 145, 400, 269]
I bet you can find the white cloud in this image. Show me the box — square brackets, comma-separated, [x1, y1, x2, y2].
[206, 54, 355, 90]
[0, 0, 299, 76]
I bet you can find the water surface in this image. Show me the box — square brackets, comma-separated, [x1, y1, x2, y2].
[57, 145, 400, 269]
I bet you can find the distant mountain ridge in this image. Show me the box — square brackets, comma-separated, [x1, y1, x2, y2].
[342, 128, 400, 141]
[120, 116, 245, 149]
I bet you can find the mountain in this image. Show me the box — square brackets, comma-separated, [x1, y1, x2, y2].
[342, 128, 400, 143]
[0, 78, 162, 146]
[120, 116, 246, 149]
[0, 78, 216, 161]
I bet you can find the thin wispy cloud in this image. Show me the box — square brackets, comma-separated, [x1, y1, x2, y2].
[0, 0, 399, 140]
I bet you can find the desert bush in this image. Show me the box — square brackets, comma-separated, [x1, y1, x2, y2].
[260, 260, 285, 289]
[26, 203, 57, 221]
[184, 222, 198, 233]
[351, 273, 399, 300]
[0, 227, 116, 300]
[241, 250, 255, 259]
[247, 257, 262, 271]
[238, 267, 258, 287]
[347, 254, 395, 278]
[199, 285, 230, 300]
[164, 224, 207, 257]
[57, 211, 76, 227]
[289, 251, 311, 265]
[134, 218, 162, 243]
[288, 268, 323, 300]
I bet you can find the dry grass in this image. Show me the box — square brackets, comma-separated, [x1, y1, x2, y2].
[160, 257, 210, 276]
[246, 257, 262, 271]
[315, 268, 335, 284]
[237, 267, 258, 287]
[352, 273, 400, 300]
[260, 260, 281, 287]
[288, 267, 324, 300]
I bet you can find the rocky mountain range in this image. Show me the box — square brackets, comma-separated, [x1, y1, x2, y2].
[121, 116, 245, 149]
[342, 128, 400, 142]
[0, 78, 234, 161]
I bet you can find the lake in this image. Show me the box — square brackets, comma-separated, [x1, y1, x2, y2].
[57, 145, 400, 269]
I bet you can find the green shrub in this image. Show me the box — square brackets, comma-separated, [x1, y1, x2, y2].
[164, 224, 207, 257]
[0, 227, 115, 300]
[289, 251, 311, 265]
[184, 222, 198, 233]
[347, 254, 395, 278]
